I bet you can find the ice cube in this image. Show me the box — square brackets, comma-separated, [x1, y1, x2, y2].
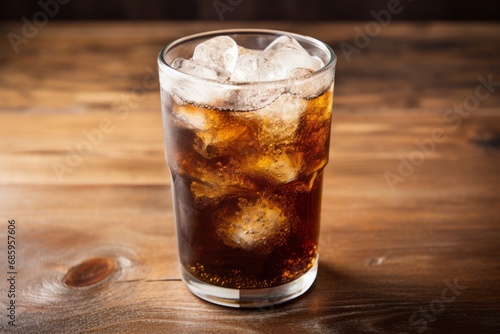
[222, 86, 282, 111]
[190, 180, 250, 207]
[238, 93, 305, 146]
[242, 149, 303, 184]
[215, 197, 290, 253]
[256, 56, 288, 81]
[171, 101, 219, 131]
[171, 98, 259, 159]
[194, 123, 250, 159]
[171, 57, 222, 80]
[231, 54, 259, 82]
[193, 36, 238, 75]
[259, 36, 323, 80]
[179, 155, 256, 206]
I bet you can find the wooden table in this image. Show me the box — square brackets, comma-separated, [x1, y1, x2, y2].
[0, 21, 499, 333]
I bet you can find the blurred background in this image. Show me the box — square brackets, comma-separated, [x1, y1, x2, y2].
[1, 0, 499, 21]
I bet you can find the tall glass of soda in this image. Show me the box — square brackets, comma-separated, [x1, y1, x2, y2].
[158, 29, 336, 308]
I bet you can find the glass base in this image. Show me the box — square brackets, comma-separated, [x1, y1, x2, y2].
[180, 261, 318, 308]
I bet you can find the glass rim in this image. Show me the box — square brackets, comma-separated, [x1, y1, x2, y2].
[157, 28, 336, 88]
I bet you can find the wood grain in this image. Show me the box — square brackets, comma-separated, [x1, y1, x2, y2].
[0, 22, 499, 333]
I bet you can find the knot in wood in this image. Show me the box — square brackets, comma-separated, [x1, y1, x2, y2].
[470, 129, 500, 152]
[63, 258, 116, 288]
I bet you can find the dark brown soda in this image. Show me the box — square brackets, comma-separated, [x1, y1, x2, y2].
[164, 90, 332, 289]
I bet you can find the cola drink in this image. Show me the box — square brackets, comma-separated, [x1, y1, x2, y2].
[158, 30, 336, 307]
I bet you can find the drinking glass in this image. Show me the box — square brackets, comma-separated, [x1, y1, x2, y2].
[158, 29, 336, 308]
